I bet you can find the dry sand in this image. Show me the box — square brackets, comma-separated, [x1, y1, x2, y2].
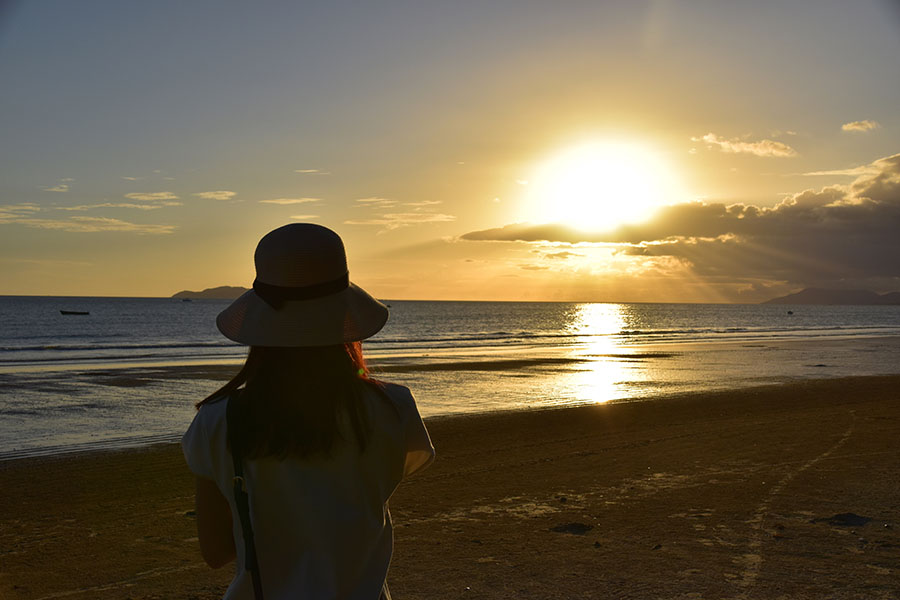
[1, 375, 898, 599]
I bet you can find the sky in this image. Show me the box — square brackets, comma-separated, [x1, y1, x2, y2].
[1, 0, 898, 302]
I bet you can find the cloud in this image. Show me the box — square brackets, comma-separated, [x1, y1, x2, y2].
[348, 197, 454, 229]
[294, 169, 330, 175]
[0, 204, 41, 222]
[121, 176, 141, 181]
[842, 120, 880, 133]
[1, 203, 175, 234]
[2, 215, 175, 234]
[289, 214, 319, 220]
[692, 133, 798, 157]
[544, 251, 582, 260]
[802, 166, 875, 177]
[193, 190, 237, 201]
[344, 212, 456, 230]
[259, 197, 320, 205]
[462, 152, 900, 292]
[44, 217, 176, 234]
[55, 202, 181, 211]
[55, 193, 185, 211]
[356, 197, 398, 207]
[124, 192, 179, 201]
[355, 198, 442, 209]
[462, 222, 603, 244]
[43, 184, 70, 192]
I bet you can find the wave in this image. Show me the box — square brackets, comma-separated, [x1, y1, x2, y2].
[3, 321, 900, 369]
[372, 323, 899, 345]
[4, 323, 899, 354]
[0, 340, 239, 353]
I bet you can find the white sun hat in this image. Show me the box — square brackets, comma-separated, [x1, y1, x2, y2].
[216, 223, 389, 346]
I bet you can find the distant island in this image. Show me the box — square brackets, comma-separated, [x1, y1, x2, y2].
[172, 286, 248, 299]
[763, 288, 900, 305]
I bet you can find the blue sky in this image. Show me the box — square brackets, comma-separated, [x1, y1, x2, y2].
[1, 1, 898, 300]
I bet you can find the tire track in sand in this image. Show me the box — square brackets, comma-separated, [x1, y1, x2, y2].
[731, 410, 856, 599]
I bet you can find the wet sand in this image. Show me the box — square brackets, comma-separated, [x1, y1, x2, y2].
[1, 375, 898, 599]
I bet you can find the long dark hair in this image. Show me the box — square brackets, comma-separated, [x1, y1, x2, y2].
[198, 342, 375, 459]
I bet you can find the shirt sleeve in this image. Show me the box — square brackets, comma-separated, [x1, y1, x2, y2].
[182, 406, 215, 479]
[397, 387, 435, 478]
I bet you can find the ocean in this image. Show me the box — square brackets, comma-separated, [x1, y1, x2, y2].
[2, 296, 900, 459]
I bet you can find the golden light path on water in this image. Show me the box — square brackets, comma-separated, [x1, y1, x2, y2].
[562, 303, 652, 405]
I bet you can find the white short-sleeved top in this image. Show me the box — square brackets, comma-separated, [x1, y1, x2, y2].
[182, 382, 434, 600]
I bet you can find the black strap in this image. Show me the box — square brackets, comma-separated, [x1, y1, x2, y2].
[253, 272, 349, 309]
[226, 394, 265, 600]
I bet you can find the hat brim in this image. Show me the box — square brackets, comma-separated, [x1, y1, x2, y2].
[216, 283, 389, 347]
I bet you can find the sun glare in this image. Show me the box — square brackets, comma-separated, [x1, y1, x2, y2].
[524, 140, 680, 232]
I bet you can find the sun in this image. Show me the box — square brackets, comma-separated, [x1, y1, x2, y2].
[523, 140, 680, 232]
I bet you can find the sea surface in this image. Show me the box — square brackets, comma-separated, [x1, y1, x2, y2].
[2, 296, 900, 459]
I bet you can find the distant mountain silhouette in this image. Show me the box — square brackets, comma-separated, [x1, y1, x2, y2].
[172, 286, 248, 299]
[762, 288, 900, 305]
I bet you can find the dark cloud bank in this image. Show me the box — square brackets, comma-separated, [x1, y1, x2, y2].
[462, 153, 900, 294]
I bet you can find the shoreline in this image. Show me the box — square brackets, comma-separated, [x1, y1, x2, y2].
[2, 374, 898, 599]
[0, 356, 900, 464]
[4, 333, 900, 460]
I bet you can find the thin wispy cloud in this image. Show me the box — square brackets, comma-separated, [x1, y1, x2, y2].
[294, 168, 330, 175]
[259, 197, 320, 205]
[2, 215, 175, 234]
[355, 197, 398, 207]
[193, 190, 237, 201]
[289, 214, 319, 220]
[124, 192, 179, 201]
[344, 212, 456, 230]
[43, 184, 70, 192]
[55, 202, 180, 211]
[47, 217, 176, 234]
[544, 251, 582, 260]
[404, 200, 442, 207]
[0, 204, 41, 222]
[121, 176, 141, 181]
[802, 166, 875, 177]
[841, 120, 880, 133]
[692, 133, 798, 157]
[1, 203, 175, 234]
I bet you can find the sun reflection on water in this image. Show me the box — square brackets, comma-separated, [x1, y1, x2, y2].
[560, 303, 650, 405]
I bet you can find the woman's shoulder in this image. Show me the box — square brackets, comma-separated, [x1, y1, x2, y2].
[191, 393, 232, 430]
[365, 380, 418, 416]
[182, 393, 233, 477]
[372, 380, 412, 399]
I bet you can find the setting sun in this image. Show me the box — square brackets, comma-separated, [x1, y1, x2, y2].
[523, 140, 681, 232]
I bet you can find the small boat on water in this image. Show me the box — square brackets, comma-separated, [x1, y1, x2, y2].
[60, 310, 90, 315]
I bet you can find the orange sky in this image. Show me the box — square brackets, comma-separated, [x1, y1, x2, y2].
[1, 2, 898, 302]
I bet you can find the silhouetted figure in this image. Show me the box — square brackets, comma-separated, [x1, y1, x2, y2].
[183, 223, 434, 599]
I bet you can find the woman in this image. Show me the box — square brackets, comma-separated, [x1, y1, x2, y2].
[182, 223, 434, 599]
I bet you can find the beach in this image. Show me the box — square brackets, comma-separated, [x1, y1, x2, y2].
[2, 375, 898, 599]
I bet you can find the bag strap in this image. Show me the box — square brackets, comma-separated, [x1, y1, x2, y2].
[226, 393, 265, 600]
